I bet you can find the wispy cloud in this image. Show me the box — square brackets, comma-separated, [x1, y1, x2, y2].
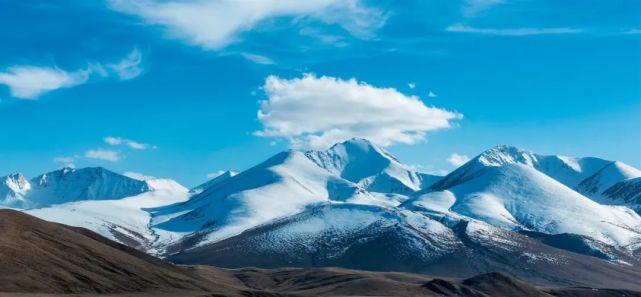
[0, 49, 144, 100]
[0, 66, 90, 99]
[408, 82, 416, 89]
[256, 74, 462, 149]
[240, 53, 275, 65]
[107, 48, 144, 80]
[104, 136, 155, 150]
[108, 0, 386, 50]
[446, 25, 583, 36]
[447, 153, 470, 167]
[85, 149, 122, 162]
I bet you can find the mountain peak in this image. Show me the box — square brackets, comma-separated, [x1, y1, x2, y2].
[305, 138, 433, 193]
[1, 173, 31, 198]
[0, 166, 152, 208]
[477, 145, 536, 167]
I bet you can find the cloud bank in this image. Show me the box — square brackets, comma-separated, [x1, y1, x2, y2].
[108, 0, 386, 50]
[256, 74, 462, 150]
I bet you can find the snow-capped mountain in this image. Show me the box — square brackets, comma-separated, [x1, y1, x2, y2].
[0, 173, 31, 206]
[149, 150, 374, 248]
[4, 139, 641, 288]
[406, 164, 641, 249]
[0, 167, 150, 209]
[432, 145, 641, 205]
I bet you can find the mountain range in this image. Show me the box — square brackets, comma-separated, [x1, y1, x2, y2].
[2, 138, 641, 290]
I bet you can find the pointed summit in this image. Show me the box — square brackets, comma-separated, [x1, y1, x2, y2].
[306, 138, 439, 193]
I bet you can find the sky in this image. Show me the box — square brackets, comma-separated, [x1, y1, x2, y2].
[0, 0, 639, 187]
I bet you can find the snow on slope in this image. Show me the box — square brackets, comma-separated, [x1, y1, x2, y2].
[150, 150, 376, 247]
[0, 173, 31, 207]
[306, 138, 441, 194]
[260, 203, 455, 251]
[406, 164, 641, 249]
[26, 177, 189, 254]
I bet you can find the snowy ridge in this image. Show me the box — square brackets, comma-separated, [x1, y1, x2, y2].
[435, 145, 610, 190]
[432, 145, 640, 203]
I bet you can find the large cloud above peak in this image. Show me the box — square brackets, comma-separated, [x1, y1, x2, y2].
[108, 0, 385, 50]
[256, 74, 462, 149]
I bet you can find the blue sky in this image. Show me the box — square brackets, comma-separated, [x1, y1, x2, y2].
[0, 0, 639, 186]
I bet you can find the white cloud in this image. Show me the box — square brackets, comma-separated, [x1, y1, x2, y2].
[428, 91, 438, 98]
[104, 136, 123, 145]
[448, 153, 470, 167]
[107, 48, 144, 80]
[104, 136, 153, 150]
[408, 82, 416, 89]
[85, 149, 121, 162]
[463, 0, 503, 17]
[446, 25, 583, 36]
[255, 74, 462, 150]
[108, 0, 385, 50]
[241, 53, 275, 65]
[53, 155, 80, 167]
[0, 66, 90, 99]
[126, 140, 150, 150]
[0, 49, 144, 99]
[123, 171, 156, 180]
